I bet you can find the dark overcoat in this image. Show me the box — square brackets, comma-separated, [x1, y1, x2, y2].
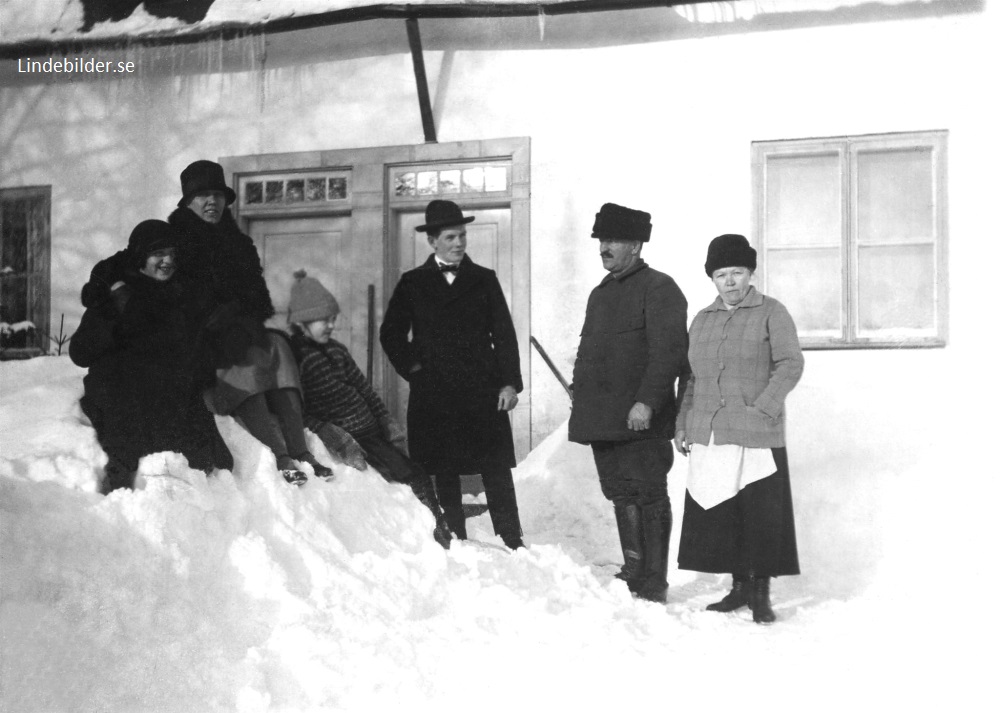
[70, 271, 232, 476]
[380, 254, 522, 473]
[568, 259, 689, 445]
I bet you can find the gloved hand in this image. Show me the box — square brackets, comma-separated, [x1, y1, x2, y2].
[379, 416, 407, 453]
[317, 423, 367, 471]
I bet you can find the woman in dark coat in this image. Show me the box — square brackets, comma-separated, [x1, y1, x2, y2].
[70, 220, 232, 493]
[674, 234, 804, 624]
[80, 161, 331, 484]
[380, 200, 525, 548]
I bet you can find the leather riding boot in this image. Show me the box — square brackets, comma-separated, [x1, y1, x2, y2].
[706, 575, 750, 612]
[435, 474, 467, 540]
[613, 502, 645, 592]
[750, 575, 777, 624]
[635, 499, 672, 604]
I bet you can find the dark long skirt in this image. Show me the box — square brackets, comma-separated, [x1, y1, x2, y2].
[678, 447, 799, 578]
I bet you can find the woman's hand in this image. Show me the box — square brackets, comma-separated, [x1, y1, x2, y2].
[673, 429, 690, 456]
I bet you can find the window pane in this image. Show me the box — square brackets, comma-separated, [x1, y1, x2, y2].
[858, 244, 935, 332]
[766, 247, 842, 336]
[857, 148, 933, 246]
[766, 153, 841, 247]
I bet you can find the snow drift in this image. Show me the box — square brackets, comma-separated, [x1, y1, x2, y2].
[0, 356, 986, 712]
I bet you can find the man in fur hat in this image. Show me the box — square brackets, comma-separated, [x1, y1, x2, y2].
[568, 203, 690, 603]
[380, 200, 525, 549]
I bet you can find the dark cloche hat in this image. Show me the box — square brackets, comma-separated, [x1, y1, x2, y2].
[704, 234, 757, 276]
[127, 220, 178, 268]
[415, 199, 476, 233]
[177, 160, 237, 208]
[591, 203, 652, 243]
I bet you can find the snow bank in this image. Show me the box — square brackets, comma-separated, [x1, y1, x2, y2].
[0, 356, 986, 712]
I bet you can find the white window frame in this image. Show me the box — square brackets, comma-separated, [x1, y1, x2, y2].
[752, 131, 948, 349]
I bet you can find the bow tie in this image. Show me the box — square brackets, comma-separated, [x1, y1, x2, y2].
[439, 263, 460, 273]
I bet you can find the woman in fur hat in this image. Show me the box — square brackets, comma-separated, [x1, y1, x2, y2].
[80, 161, 331, 485]
[71, 220, 232, 493]
[673, 234, 804, 623]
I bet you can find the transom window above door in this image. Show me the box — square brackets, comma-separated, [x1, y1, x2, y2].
[390, 160, 512, 202]
[752, 131, 948, 349]
[238, 169, 352, 214]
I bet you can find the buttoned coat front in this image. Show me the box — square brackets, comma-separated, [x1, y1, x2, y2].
[568, 260, 689, 444]
[380, 254, 522, 473]
[678, 287, 804, 448]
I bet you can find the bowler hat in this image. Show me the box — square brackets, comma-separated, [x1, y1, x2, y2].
[177, 160, 237, 208]
[415, 200, 475, 233]
[591, 203, 652, 243]
[704, 234, 757, 276]
[127, 220, 178, 268]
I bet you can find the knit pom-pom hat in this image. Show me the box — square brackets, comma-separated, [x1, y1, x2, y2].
[287, 269, 339, 324]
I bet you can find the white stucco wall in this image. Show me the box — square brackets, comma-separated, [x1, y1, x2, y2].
[2, 2, 996, 594]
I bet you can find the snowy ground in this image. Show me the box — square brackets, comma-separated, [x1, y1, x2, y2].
[0, 356, 990, 713]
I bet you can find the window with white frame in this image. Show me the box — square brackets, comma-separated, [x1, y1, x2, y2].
[752, 131, 947, 348]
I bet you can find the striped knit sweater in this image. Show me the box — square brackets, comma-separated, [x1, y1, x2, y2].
[290, 332, 389, 439]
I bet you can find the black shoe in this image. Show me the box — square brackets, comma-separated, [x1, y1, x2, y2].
[295, 452, 334, 481]
[706, 576, 750, 612]
[280, 468, 308, 486]
[750, 576, 777, 624]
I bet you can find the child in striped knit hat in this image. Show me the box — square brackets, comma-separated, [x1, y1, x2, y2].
[286, 270, 452, 548]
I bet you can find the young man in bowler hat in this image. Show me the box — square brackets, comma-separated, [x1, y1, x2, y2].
[568, 203, 690, 602]
[380, 200, 525, 549]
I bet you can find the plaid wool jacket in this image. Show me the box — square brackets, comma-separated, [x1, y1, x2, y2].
[677, 287, 803, 449]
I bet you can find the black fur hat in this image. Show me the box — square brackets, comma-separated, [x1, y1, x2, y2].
[590, 203, 652, 243]
[704, 234, 757, 276]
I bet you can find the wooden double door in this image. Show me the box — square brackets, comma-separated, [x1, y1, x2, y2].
[227, 138, 531, 461]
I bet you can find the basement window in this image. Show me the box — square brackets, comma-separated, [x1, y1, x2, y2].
[752, 131, 948, 349]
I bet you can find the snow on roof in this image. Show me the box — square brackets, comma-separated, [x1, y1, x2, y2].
[1, 0, 934, 49]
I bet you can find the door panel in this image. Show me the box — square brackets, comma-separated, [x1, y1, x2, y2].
[247, 216, 353, 348]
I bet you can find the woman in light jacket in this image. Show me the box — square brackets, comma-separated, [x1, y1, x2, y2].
[674, 234, 804, 624]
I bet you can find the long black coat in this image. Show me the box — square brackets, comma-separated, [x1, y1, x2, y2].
[568, 259, 689, 445]
[70, 271, 233, 477]
[380, 255, 522, 473]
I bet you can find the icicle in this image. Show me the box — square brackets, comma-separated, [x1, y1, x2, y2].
[537, 7, 546, 42]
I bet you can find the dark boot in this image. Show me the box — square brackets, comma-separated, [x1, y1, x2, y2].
[635, 499, 672, 604]
[410, 478, 453, 549]
[482, 466, 524, 549]
[432, 514, 453, 549]
[488, 486, 524, 549]
[706, 575, 750, 612]
[613, 502, 644, 592]
[750, 575, 777, 624]
[101, 456, 136, 494]
[435, 474, 467, 540]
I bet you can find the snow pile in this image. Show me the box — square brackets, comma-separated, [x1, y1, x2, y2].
[0, 356, 985, 712]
